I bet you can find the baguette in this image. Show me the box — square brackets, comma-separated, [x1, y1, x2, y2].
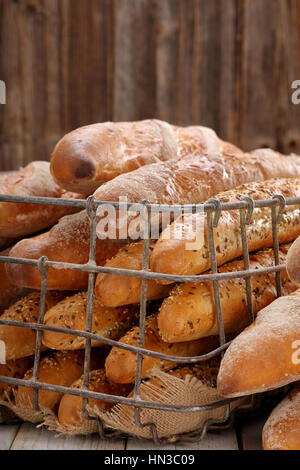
[157, 244, 297, 342]
[5, 210, 127, 290]
[57, 369, 132, 428]
[42, 291, 140, 350]
[286, 235, 300, 285]
[94, 241, 173, 307]
[0, 291, 67, 360]
[0, 161, 83, 238]
[105, 314, 220, 384]
[0, 357, 33, 399]
[150, 178, 300, 280]
[15, 349, 105, 410]
[217, 290, 300, 398]
[0, 247, 31, 311]
[263, 383, 300, 450]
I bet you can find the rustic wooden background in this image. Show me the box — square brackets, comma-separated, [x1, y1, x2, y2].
[0, 0, 300, 171]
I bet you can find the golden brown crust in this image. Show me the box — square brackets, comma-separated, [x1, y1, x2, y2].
[58, 369, 132, 427]
[286, 236, 300, 285]
[94, 241, 173, 307]
[263, 383, 300, 450]
[157, 244, 297, 342]
[217, 290, 300, 398]
[0, 291, 68, 360]
[0, 357, 33, 399]
[151, 178, 300, 279]
[105, 314, 220, 384]
[42, 291, 140, 350]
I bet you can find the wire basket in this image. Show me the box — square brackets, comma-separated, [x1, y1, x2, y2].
[0, 189, 296, 444]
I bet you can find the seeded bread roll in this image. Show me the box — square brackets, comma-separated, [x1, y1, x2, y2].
[15, 349, 105, 410]
[42, 291, 140, 350]
[263, 383, 300, 450]
[58, 369, 132, 428]
[217, 290, 300, 398]
[0, 357, 33, 399]
[105, 314, 220, 384]
[94, 241, 173, 307]
[157, 244, 297, 342]
[6, 210, 127, 290]
[0, 291, 67, 361]
[151, 178, 300, 281]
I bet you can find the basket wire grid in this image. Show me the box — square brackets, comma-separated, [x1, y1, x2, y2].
[0, 191, 295, 444]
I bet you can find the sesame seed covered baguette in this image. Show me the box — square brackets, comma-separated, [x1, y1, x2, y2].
[58, 369, 132, 428]
[151, 178, 300, 281]
[42, 291, 140, 350]
[94, 241, 173, 307]
[217, 289, 300, 398]
[157, 244, 297, 342]
[105, 314, 220, 384]
[0, 291, 68, 361]
[0, 357, 33, 399]
[15, 349, 105, 411]
[263, 383, 300, 450]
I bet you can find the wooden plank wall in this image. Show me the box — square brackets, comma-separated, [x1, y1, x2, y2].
[0, 0, 300, 170]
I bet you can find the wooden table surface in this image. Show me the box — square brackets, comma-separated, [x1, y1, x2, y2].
[0, 415, 267, 450]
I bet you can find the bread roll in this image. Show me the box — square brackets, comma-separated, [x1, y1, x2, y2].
[42, 291, 139, 350]
[6, 210, 127, 290]
[0, 247, 31, 312]
[94, 241, 173, 307]
[151, 178, 300, 280]
[0, 161, 83, 238]
[286, 235, 300, 285]
[105, 314, 220, 384]
[0, 291, 67, 360]
[263, 383, 300, 450]
[217, 290, 300, 398]
[157, 244, 297, 342]
[58, 369, 132, 427]
[0, 357, 33, 399]
[15, 349, 105, 410]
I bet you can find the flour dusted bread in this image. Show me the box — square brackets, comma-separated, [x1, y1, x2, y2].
[0, 357, 33, 399]
[217, 290, 300, 397]
[105, 314, 220, 384]
[50, 120, 178, 194]
[94, 241, 172, 307]
[6, 210, 126, 290]
[0, 161, 83, 238]
[42, 291, 139, 350]
[157, 244, 297, 342]
[0, 291, 67, 360]
[263, 383, 300, 450]
[151, 178, 300, 279]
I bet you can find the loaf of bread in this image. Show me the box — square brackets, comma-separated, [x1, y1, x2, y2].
[263, 383, 300, 450]
[0, 161, 83, 238]
[6, 210, 127, 290]
[0, 247, 31, 312]
[94, 241, 173, 307]
[217, 290, 300, 397]
[15, 349, 105, 410]
[42, 291, 139, 350]
[0, 291, 67, 360]
[57, 369, 132, 428]
[157, 244, 297, 342]
[105, 314, 220, 384]
[0, 357, 33, 399]
[151, 178, 300, 279]
[286, 236, 300, 285]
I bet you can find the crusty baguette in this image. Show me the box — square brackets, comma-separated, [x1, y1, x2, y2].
[94, 241, 173, 307]
[50, 120, 179, 194]
[263, 383, 300, 450]
[157, 244, 297, 342]
[15, 350, 105, 410]
[0, 161, 83, 238]
[0, 291, 67, 360]
[217, 290, 300, 398]
[286, 235, 300, 285]
[5, 210, 127, 290]
[0, 247, 31, 312]
[105, 314, 220, 384]
[58, 369, 132, 427]
[42, 291, 139, 350]
[151, 178, 300, 280]
[0, 357, 33, 399]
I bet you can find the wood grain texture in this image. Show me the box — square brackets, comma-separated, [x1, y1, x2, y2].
[0, 0, 300, 171]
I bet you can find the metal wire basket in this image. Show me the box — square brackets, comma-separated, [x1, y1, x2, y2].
[0, 190, 295, 444]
